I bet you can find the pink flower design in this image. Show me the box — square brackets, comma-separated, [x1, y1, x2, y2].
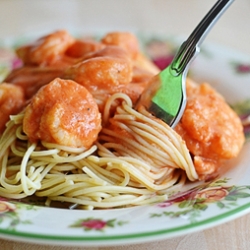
[158, 201, 173, 208]
[158, 188, 199, 208]
[81, 219, 106, 230]
[232, 62, 250, 74]
[70, 217, 127, 231]
[168, 189, 198, 203]
[236, 64, 250, 73]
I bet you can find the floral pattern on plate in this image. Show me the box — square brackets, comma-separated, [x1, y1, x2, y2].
[70, 218, 128, 232]
[153, 178, 250, 223]
[0, 198, 33, 230]
[231, 62, 250, 74]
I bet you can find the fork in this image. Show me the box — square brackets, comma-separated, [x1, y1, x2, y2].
[136, 0, 234, 128]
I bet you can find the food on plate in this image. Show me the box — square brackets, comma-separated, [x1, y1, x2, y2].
[0, 30, 245, 209]
[175, 79, 245, 180]
[23, 78, 102, 148]
[4, 67, 65, 99]
[0, 83, 25, 134]
[16, 30, 75, 67]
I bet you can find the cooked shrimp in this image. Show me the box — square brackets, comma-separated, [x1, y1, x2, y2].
[100, 33, 160, 101]
[66, 38, 105, 58]
[121, 66, 156, 104]
[64, 56, 132, 91]
[16, 30, 75, 67]
[101, 32, 159, 75]
[133, 53, 160, 75]
[64, 44, 160, 110]
[4, 66, 65, 99]
[82, 45, 131, 61]
[132, 66, 157, 84]
[0, 83, 25, 134]
[23, 78, 102, 149]
[63, 45, 133, 110]
[175, 79, 245, 180]
[101, 32, 139, 59]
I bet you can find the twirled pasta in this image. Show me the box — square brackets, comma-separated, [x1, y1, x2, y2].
[0, 30, 245, 210]
[0, 93, 197, 209]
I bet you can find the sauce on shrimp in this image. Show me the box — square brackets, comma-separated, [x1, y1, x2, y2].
[16, 30, 75, 67]
[175, 79, 245, 180]
[23, 78, 102, 149]
[0, 83, 25, 134]
[1, 30, 245, 182]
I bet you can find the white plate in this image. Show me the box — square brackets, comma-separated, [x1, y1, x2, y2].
[0, 35, 250, 247]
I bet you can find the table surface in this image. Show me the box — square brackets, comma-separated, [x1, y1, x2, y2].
[0, 0, 250, 249]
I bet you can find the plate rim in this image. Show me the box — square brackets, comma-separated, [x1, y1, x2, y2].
[0, 34, 250, 246]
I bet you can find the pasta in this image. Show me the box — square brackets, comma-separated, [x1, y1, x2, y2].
[0, 30, 245, 209]
[0, 92, 196, 209]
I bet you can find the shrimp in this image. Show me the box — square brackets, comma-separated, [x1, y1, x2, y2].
[16, 30, 75, 67]
[175, 79, 245, 180]
[100, 33, 160, 103]
[133, 53, 160, 76]
[66, 38, 105, 58]
[64, 56, 132, 91]
[100, 32, 159, 75]
[0, 83, 25, 134]
[130, 53, 160, 93]
[63, 46, 133, 110]
[23, 78, 102, 149]
[64, 44, 160, 110]
[4, 66, 65, 99]
[101, 32, 139, 59]
[82, 45, 131, 61]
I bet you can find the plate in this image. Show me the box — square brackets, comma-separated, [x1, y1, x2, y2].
[0, 34, 250, 247]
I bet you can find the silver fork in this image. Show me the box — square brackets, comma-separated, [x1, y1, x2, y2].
[136, 0, 234, 128]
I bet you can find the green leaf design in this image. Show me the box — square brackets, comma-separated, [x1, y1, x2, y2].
[70, 219, 84, 228]
[216, 201, 225, 209]
[178, 200, 192, 209]
[106, 219, 116, 228]
[233, 192, 250, 198]
[155, 178, 250, 224]
[193, 203, 208, 211]
[227, 186, 237, 192]
[0, 201, 35, 229]
[224, 195, 237, 201]
[69, 217, 128, 232]
[117, 221, 128, 226]
[225, 192, 250, 201]
[163, 209, 191, 218]
[150, 213, 163, 218]
[157, 209, 202, 223]
[195, 198, 206, 203]
[228, 202, 238, 207]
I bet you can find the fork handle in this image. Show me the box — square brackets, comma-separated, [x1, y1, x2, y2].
[170, 0, 234, 76]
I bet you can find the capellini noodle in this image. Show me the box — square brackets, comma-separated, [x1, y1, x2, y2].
[0, 92, 197, 209]
[0, 30, 245, 209]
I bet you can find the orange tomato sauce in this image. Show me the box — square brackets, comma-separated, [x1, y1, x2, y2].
[23, 78, 101, 149]
[175, 79, 245, 180]
[0, 30, 245, 180]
